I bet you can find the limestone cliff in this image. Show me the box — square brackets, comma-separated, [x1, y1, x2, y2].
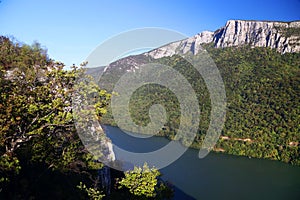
[146, 20, 300, 59]
[214, 20, 300, 53]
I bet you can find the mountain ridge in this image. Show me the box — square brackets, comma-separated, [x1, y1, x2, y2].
[87, 20, 300, 74]
[145, 19, 300, 59]
[88, 20, 300, 165]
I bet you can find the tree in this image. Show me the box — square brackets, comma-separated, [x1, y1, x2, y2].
[0, 36, 174, 199]
[117, 163, 173, 200]
[0, 36, 110, 198]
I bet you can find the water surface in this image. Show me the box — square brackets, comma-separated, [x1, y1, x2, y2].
[104, 125, 300, 200]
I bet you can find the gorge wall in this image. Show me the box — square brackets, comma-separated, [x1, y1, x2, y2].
[146, 20, 300, 59]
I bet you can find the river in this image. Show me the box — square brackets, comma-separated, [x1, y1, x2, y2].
[103, 125, 300, 200]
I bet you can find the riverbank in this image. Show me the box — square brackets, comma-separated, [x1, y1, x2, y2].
[100, 123, 300, 166]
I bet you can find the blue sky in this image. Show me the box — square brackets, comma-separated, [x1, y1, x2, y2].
[0, 0, 299, 67]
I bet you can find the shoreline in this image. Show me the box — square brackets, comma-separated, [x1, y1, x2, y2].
[100, 123, 299, 166]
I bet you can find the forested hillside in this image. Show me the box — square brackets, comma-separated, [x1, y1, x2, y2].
[207, 44, 299, 164]
[101, 44, 300, 165]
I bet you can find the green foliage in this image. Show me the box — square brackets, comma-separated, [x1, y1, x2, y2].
[77, 182, 105, 200]
[274, 26, 300, 37]
[206, 45, 300, 164]
[0, 36, 172, 200]
[0, 154, 21, 186]
[117, 163, 173, 200]
[0, 36, 110, 198]
[101, 44, 300, 165]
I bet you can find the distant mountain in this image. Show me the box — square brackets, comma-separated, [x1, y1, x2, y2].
[87, 20, 300, 165]
[88, 20, 300, 78]
[146, 20, 300, 59]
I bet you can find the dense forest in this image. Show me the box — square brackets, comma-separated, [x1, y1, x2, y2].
[1, 34, 299, 199]
[0, 36, 173, 199]
[101, 43, 300, 165]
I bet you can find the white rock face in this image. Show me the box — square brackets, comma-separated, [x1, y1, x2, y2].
[146, 40, 182, 59]
[106, 141, 115, 161]
[214, 20, 300, 53]
[145, 32, 214, 59]
[145, 20, 300, 58]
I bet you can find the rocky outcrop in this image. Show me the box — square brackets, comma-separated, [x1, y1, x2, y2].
[145, 33, 208, 59]
[213, 20, 300, 53]
[145, 20, 300, 59]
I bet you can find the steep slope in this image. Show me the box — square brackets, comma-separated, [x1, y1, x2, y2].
[89, 20, 300, 77]
[101, 45, 300, 165]
[146, 20, 300, 59]
[88, 20, 300, 165]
